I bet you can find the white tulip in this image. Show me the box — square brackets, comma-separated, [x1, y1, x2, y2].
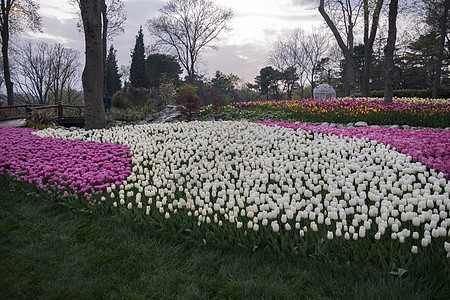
[421, 238, 428, 247]
[327, 231, 333, 240]
[271, 222, 280, 233]
[445, 242, 450, 252]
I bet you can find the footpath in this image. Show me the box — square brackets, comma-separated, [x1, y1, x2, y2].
[0, 119, 26, 127]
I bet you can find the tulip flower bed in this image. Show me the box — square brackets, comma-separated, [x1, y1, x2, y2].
[233, 97, 450, 128]
[0, 127, 132, 201]
[256, 121, 450, 180]
[6, 121, 441, 271]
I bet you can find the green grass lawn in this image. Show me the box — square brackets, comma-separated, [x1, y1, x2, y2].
[1, 177, 448, 299]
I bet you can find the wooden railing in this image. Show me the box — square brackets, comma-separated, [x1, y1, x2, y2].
[0, 102, 85, 125]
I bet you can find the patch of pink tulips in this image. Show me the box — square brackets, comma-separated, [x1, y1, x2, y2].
[0, 127, 132, 198]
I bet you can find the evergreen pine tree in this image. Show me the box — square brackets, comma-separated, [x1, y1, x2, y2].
[130, 26, 148, 88]
[106, 45, 122, 96]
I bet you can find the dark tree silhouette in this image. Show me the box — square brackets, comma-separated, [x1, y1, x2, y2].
[130, 27, 148, 88]
[106, 45, 122, 96]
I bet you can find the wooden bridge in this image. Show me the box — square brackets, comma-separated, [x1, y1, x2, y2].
[0, 102, 85, 126]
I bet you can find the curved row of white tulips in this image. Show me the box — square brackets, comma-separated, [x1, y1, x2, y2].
[35, 121, 450, 262]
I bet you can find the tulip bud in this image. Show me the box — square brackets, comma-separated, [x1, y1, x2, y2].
[374, 232, 381, 240]
[411, 245, 418, 254]
[444, 242, 450, 252]
[431, 228, 440, 238]
[392, 223, 399, 232]
[327, 231, 333, 240]
[421, 238, 428, 247]
[272, 222, 280, 233]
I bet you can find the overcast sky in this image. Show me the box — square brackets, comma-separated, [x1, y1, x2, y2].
[26, 0, 323, 83]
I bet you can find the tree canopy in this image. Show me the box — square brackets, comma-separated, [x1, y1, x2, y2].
[130, 27, 148, 89]
[147, 0, 233, 83]
[106, 45, 122, 96]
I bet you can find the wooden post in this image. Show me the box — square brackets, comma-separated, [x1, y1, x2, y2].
[57, 102, 63, 124]
[25, 105, 32, 121]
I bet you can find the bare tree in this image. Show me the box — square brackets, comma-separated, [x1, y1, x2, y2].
[14, 42, 81, 105]
[322, 0, 364, 96]
[301, 29, 330, 98]
[269, 30, 310, 98]
[80, 0, 105, 130]
[383, 0, 398, 104]
[0, 0, 42, 105]
[48, 44, 81, 104]
[319, 0, 384, 96]
[14, 41, 51, 104]
[147, 0, 234, 83]
[269, 38, 300, 99]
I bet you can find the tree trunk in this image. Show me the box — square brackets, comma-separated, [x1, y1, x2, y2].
[384, 0, 399, 104]
[345, 62, 356, 96]
[359, 74, 371, 97]
[345, 19, 356, 96]
[319, 0, 362, 93]
[80, 0, 105, 130]
[101, 0, 108, 94]
[432, 0, 449, 99]
[361, 0, 383, 97]
[1, 23, 13, 105]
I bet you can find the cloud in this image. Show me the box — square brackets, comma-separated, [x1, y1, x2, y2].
[25, 16, 82, 52]
[24, 0, 323, 86]
[201, 44, 271, 83]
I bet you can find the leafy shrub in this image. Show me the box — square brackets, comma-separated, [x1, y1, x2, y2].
[177, 84, 198, 96]
[157, 80, 177, 106]
[112, 90, 129, 109]
[26, 108, 56, 129]
[112, 87, 153, 109]
[109, 105, 154, 123]
[127, 86, 151, 107]
[202, 90, 227, 119]
[177, 91, 202, 121]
